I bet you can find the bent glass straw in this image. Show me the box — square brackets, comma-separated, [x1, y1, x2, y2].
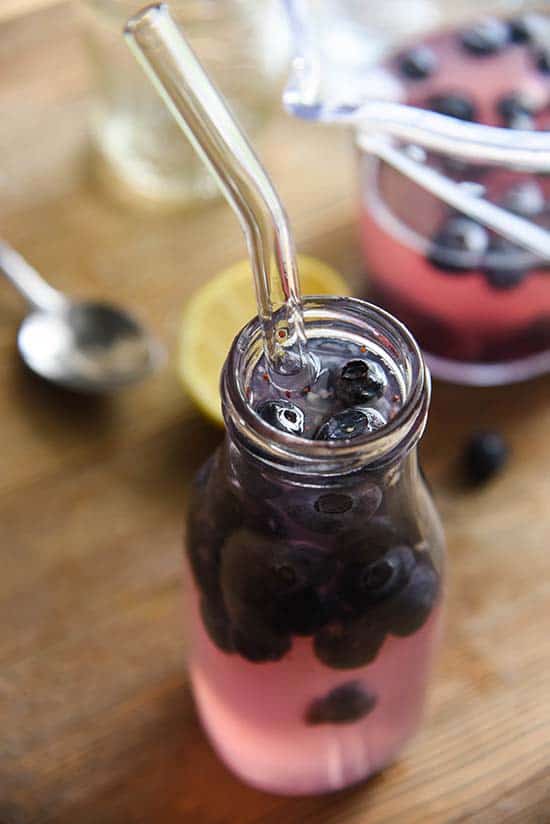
[126, 3, 312, 379]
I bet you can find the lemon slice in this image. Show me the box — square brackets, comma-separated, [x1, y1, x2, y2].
[179, 255, 351, 426]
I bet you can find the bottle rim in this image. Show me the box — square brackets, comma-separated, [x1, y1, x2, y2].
[222, 296, 431, 474]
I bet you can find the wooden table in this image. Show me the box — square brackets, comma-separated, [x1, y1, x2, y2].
[2, 4, 550, 823]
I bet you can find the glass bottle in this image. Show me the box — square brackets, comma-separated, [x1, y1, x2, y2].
[185, 296, 445, 796]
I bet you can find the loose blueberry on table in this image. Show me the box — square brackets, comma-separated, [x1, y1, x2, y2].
[463, 431, 509, 485]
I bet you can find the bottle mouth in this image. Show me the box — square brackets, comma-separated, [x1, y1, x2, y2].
[223, 296, 430, 473]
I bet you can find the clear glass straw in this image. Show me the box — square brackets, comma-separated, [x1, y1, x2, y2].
[125, 3, 311, 380]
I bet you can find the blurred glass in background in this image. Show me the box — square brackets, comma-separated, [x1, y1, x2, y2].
[82, 1, 290, 208]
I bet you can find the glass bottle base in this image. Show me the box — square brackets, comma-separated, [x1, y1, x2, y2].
[187, 595, 442, 796]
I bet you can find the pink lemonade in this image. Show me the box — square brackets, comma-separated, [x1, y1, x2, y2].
[359, 15, 550, 383]
[189, 582, 442, 795]
[185, 298, 445, 795]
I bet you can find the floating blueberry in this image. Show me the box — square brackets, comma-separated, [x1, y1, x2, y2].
[360, 546, 416, 602]
[429, 215, 489, 272]
[339, 515, 404, 564]
[315, 408, 386, 441]
[315, 493, 354, 515]
[187, 479, 240, 599]
[233, 453, 283, 501]
[497, 94, 535, 130]
[339, 546, 416, 615]
[503, 181, 545, 217]
[257, 399, 305, 436]
[484, 235, 537, 289]
[231, 622, 291, 663]
[508, 17, 531, 43]
[200, 596, 234, 653]
[187, 533, 222, 600]
[221, 529, 334, 637]
[216, 486, 244, 533]
[463, 431, 509, 485]
[485, 266, 528, 290]
[382, 555, 440, 636]
[427, 93, 477, 122]
[519, 316, 550, 354]
[305, 681, 377, 725]
[536, 51, 550, 74]
[194, 454, 215, 492]
[335, 360, 386, 406]
[460, 18, 510, 56]
[314, 616, 386, 669]
[399, 46, 438, 80]
[275, 585, 328, 636]
[288, 484, 382, 535]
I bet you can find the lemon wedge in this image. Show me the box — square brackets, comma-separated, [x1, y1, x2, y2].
[178, 255, 351, 426]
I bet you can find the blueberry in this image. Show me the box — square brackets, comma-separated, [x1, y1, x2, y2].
[460, 18, 510, 56]
[287, 501, 345, 535]
[233, 455, 283, 501]
[194, 454, 215, 492]
[187, 533, 222, 599]
[497, 94, 535, 130]
[429, 216, 489, 272]
[427, 93, 477, 122]
[536, 51, 550, 74]
[508, 17, 531, 44]
[187, 481, 239, 599]
[399, 46, 438, 80]
[520, 316, 550, 353]
[503, 181, 545, 217]
[314, 616, 386, 669]
[339, 515, 404, 564]
[360, 546, 416, 601]
[257, 399, 305, 436]
[231, 622, 291, 663]
[382, 555, 440, 637]
[315, 493, 354, 515]
[200, 597, 234, 653]
[315, 409, 386, 441]
[463, 431, 509, 485]
[221, 529, 334, 631]
[485, 266, 528, 290]
[244, 502, 290, 540]
[335, 360, 386, 406]
[305, 681, 377, 725]
[275, 585, 328, 636]
[288, 484, 382, 535]
[339, 546, 416, 615]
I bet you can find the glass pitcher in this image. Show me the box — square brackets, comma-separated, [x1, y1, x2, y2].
[283, 1, 550, 385]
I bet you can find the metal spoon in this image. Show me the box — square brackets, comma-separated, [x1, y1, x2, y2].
[0, 240, 165, 393]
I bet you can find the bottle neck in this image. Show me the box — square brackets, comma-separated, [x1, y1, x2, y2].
[222, 297, 431, 478]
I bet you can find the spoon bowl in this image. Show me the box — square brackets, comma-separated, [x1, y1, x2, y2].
[18, 300, 164, 393]
[0, 239, 165, 393]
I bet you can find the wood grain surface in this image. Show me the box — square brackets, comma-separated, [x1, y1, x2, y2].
[1, 4, 550, 823]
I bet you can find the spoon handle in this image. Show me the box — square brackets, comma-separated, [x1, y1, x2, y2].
[0, 240, 67, 313]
